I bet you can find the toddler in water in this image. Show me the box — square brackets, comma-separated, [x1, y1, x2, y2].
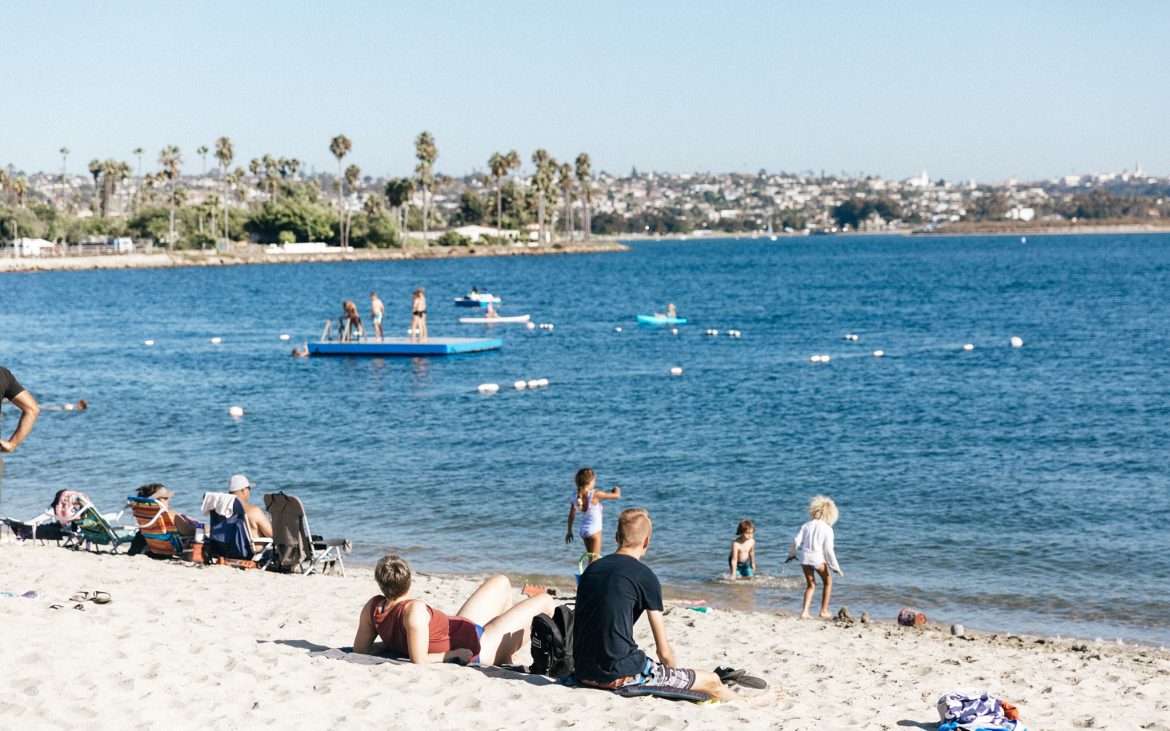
[564, 467, 621, 566]
[728, 519, 757, 579]
[788, 495, 844, 618]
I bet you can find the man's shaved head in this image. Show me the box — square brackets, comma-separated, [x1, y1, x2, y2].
[616, 508, 652, 547]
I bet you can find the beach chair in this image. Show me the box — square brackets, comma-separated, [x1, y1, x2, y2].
[127, 496, 190, 558]
[200, 492, 271, 569]
[72, 496, 134, 553]
[263, 492, 351, 576]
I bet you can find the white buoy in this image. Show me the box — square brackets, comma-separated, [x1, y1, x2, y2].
[546, 323, 554, 331]
[64, 403, 75, 411]
[228, 405, 244, 417]
[614, 326, 622, 333]
[873, 350, 885, 358]
[709, 329, 719, 337]
[810, 355, 823, 363]
[963, 343, 974, 351]
[477, 383, 499, 394]
[144, 339, 155, 346]
[671, 328, 678, 335]
[513, 380, 527, 390]
[279, 334, 290, 341]
[1010, 336, 1023, 348]
[821, 354, 831, 363]
[670, 367, 683, 376]
[537, 378, 550, 387]
[210, 337, 222, 344]
[527, 379, 540, 389]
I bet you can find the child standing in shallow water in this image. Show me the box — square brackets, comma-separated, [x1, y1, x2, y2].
[564, 467, 621, 566]
[728, 519, 757, 579]
[788, 495, 844, 618]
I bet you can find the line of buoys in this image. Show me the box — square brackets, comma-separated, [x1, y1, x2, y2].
[279, 334, 290, 341]
[477, 383, 500, 394]
[810, 354, 831, 363]
[727, 330, 742, 338]
[210, 337, 223, 344]
[228, 405, 244, 417]
[705, 329, 720, 336]
[538, 323, 554, 330]
[844, 334, 859, 341]
[144, 339, 155, 346]
[513, 380, 527, 390]
[670, 367, 683, 376]
[1010, 336, 1024, 348]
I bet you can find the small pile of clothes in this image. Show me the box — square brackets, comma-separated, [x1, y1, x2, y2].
[936, 688, 1027, 731]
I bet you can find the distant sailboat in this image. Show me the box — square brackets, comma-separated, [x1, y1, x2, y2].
[768, 218, 778, 241]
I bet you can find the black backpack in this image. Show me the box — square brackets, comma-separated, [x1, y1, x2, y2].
[530, 603, 574, 677]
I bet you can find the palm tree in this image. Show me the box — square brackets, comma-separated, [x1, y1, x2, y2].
[158, 145, 182, 247]
[531, 149, 553, 245]
[132, 147, 144, 212]
[414, 131, 437, 242]
[330, 134, 352, 245]
[12, 176, 28, 207]
[384, 177, 415, 245]
[557, 162, 574, 240]
[575, 153, 593, 241]
[344, 164, 361, 247]
[58, 146, 70, 207]
[87, 159, 102, 213]
[196, 145, 209, 176]
[214, 136, 233, 242]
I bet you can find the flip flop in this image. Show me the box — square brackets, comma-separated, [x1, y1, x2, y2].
[49, 604, 64, 610]
[69, 591, 91, 602]
[91, 591, 112, 605]
[714, 666, 768, 690]
[72, 603, 86, 611]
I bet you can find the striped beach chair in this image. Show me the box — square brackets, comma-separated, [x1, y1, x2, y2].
[127, 496, 188, 558]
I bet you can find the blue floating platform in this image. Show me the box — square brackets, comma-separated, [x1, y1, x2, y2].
[308, 337, 503, 357]
[637, 314, 688, 325]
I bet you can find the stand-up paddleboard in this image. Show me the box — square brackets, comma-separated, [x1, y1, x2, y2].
[308, 337, 503, 356]
[459, 314, 531, 324]
[637, 314, 688, 325]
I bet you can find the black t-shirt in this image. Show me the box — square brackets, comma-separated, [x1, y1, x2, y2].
[572, 553, 664, 683]
[0, 366, 26, 420]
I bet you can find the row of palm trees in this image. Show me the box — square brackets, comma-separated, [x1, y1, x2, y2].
[12, 134, 597, 245]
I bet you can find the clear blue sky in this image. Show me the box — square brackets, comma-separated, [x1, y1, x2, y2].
[3, 1, 1167, 182]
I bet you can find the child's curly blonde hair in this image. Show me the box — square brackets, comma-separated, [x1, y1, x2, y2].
[808, 495, 839, 526]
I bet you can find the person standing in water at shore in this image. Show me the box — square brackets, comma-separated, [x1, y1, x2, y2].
[565, 467, 621, 566]
[788, 495, 844, 618]
[728, 519, 757, 579]
[370, 292, 385, 340]
[410, 288, 427, 342]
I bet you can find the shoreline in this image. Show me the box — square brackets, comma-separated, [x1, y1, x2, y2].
[0, 239, 628, 274]
[619, 222, 1170, 242]
[2, 543, 1167, 728]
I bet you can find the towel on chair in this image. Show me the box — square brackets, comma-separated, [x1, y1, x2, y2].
[201, 492, 238, 518]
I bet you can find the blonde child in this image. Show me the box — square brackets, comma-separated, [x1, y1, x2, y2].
[788, 495, 844, 618]
[564, 467, 621, 566]
[728, 519, 757, 579]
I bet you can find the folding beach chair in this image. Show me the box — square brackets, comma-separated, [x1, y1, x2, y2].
[263, 492, 351, 576]
[72, 496, 135, 553]
[127, 496, 189, 558]
[200, 492, 271, 569]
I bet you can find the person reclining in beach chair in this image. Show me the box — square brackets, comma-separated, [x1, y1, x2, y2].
[352, 554, 556, 667]
[200, 490, 271, 568]
[225, 474, 272, 543]
[263, 491, 351, 575]
[572, 508, 737, 701]
[127, 484, 200, 558]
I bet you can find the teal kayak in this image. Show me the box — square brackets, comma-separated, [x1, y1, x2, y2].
[637, 314, 688, 325]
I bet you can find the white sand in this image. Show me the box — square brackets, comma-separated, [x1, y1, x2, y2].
[2, 544, 1167, 730]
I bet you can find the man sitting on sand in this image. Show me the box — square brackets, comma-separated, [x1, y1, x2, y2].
[352, 554, 555, 665]
[227, 474, 272, 543]
[573, 508, 737, 700]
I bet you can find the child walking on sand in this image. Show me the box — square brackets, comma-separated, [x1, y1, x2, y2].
[788, 495, 844, 618]
[728, 519, 757, 579]
[564, 467, 621, 566]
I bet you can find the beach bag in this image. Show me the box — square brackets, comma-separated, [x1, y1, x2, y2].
[530, 604, 574, 677]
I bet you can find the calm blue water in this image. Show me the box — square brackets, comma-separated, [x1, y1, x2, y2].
[2, 234, 1169, 645]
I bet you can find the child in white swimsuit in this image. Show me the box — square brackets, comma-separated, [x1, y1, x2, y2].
[564, 467, 622, 567]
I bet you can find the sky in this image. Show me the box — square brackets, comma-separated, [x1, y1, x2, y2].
[2, 1, 1168, 182]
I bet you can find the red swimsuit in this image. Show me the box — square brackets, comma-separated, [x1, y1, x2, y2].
[371, 597, 482, 659]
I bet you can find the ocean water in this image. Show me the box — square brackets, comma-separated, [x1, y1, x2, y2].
[2, 234, 1168, 645]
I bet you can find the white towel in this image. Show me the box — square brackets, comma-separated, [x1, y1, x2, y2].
[201, 492, 238, 518]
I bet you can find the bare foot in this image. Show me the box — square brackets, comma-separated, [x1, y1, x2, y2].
[799, 612, 811, 619]
[819, 612, 832, 619]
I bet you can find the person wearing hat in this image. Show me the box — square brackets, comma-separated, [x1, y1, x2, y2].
[228, 474, 273, 542]
[136, 483, 200, 537]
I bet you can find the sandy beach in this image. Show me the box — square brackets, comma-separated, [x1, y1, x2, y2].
[1, 544, 1166, 730]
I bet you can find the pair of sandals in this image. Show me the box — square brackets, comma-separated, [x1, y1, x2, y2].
[50, 590, 112, 611]
[714, 666, 768, 690]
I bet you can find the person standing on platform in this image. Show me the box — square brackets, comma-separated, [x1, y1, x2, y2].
[0, 365, 41, 503]
[410, 288, 428, 342]
[370, 292, 385, 340]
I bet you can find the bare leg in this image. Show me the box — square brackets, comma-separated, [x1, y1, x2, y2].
[420, 315, 427, 341]
[455, 574, 513, 626]
[410, 315, 420, 342]
[582, 532, 602, 562]
[799, 565, 816, 618]
[692, 669, 740, 701]
[477, 593, 555, 666]
[817, 565, 833, 618]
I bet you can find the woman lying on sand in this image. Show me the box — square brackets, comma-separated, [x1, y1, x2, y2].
[353, 554, 555, 666]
